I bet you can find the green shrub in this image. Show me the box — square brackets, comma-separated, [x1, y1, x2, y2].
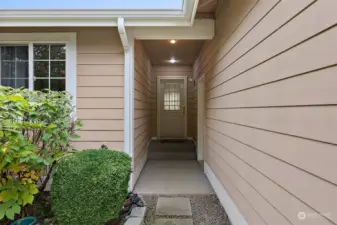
[0, 87, 82, 221]
[51, 149, 131, 225]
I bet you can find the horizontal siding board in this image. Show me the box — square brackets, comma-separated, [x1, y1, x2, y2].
[77, 109, 123, 120]
[133, 40, 153, 186]
[77, 75, 123, 87]
[78, 87, 123, 98]
[204, 0, 279, 74]
[207, 67, 337, 108]
[77, 65, 124, 76]
[209, 24, 337, 91]
[81, 120, 124, 131]
[206, 120, 337, 223]
[206, 135, 333, 225]
[135, 122, 149, 139]
[203, 0, 259, 68]
[207, 106, 337, 145]
[215, 0, 335, 78]
[77, 29, 123, 54]
[77, 98, 124, 109]
[207, 0, 315, 79]
[207, 158, 268, 225]
[77, 53, 124, 65]
[76, 131, 123, 142]
[72, 141, 124, 150]
[207, 116, 337, 186]
[208, 65, 337, 103]
[134, 109, 151, 119]
[75, 28, 124, 150]
[195, 1, 337, 223]
[206, 140, 291, 225]
[134, 135, 149, 159]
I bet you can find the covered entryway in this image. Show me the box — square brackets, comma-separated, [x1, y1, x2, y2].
[132, 38, 210, 195]
[134, 140, 213, 195]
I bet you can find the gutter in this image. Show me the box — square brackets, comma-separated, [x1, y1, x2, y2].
[118, 17, 135, 189]
[118, 17, 129, 52]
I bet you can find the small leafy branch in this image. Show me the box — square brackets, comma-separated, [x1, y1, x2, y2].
[0, 87, 82, 221]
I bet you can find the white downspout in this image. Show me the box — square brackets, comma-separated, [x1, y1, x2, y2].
[118, 17, 135, 189]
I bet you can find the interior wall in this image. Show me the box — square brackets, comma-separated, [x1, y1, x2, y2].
[133, 40, 154, 186]
[152, 65, 197, 140]
[194, 0, 337, 224]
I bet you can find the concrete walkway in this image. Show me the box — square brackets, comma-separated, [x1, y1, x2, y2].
[134, 160, 214, 195]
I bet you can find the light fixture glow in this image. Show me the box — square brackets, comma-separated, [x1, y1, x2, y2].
[169, 58, 177, 64]
[170, 39, 176, 44]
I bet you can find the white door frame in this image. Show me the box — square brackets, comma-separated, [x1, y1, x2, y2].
[197, 75, 205, 161]
[157, 76, 188, 139]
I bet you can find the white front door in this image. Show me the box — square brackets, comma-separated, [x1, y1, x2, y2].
[158, 77, 186, 138]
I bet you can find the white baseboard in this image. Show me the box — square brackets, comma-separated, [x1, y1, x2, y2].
[204, 162, 248, 225]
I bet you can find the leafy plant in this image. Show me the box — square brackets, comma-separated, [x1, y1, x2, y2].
[0, 87, 82, 221]
[52, 149, 131, 225]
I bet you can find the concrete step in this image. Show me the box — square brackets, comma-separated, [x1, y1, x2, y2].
[147, 140, 197, 160]
[147, 151, 197, 160]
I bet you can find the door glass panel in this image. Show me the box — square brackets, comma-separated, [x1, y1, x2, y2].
[163, 83, 181, 111]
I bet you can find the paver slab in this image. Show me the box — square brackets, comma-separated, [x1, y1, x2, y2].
[156, 197, 192, 216]
[130, 206, 147, 217]
[155, 219, 193, 225]
[125, 217, 143, 225]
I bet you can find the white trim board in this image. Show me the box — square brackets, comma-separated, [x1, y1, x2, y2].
[0, 0, 200, 27]
[197, 75, 205, 161]
[132, 19, 214, 40]
[204, 162, 248, 225]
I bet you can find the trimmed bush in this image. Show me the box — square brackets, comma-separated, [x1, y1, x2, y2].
[51, 149, 131, 225]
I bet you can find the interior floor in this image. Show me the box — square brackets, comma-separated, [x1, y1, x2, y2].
[134, 140, 214, 195]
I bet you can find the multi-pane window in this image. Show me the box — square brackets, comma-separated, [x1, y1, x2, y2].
[164, 83, 181, 111]
[0, 46, 29, 88]
[33, 44, 66, 91]
[0, 44, 66, 91]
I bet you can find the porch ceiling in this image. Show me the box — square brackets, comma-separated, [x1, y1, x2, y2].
[142, 40, 204, 66]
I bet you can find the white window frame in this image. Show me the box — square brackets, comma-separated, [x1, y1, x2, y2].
[0, 33, 77, 106]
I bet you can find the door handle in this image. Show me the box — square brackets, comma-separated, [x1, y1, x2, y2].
[181, 105, 185, 114]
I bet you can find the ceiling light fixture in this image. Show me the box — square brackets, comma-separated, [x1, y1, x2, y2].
[169, 58, 177, 64]
[170, 39, 176, 44]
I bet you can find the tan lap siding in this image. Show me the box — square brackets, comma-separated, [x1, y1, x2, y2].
[194, 0, 337, 224]
[133, 40, 153, 186]
[0, 27, 124, 150]
[75, 28, 124, 150]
